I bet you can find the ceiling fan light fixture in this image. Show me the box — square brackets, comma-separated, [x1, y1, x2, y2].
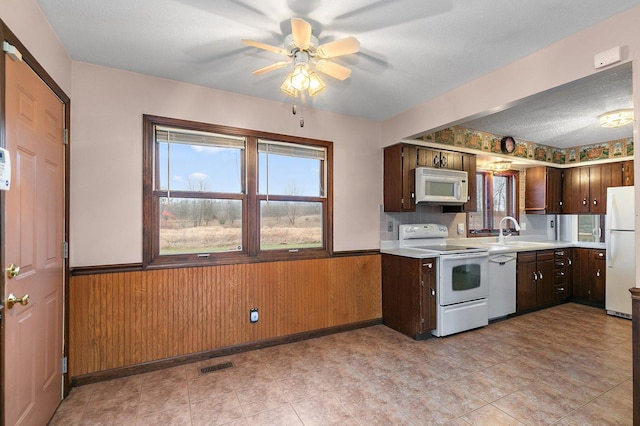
[290, 63, 310, 90]
[280, 75, 298, 97]
[307, 72, 326, 96]
[599, 108, 634, 128]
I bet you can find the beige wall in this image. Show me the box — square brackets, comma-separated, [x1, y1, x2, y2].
[0, 0, 72, 94]
[69, 63, 382, 266]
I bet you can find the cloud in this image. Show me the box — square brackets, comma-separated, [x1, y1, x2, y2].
[189, 172, 209, 181]
[192, 145, 223, 154]
[172, 175, 185, 182]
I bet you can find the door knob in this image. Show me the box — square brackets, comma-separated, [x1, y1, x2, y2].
[5, 264, 20, 279]
[6, 293, 29, 309]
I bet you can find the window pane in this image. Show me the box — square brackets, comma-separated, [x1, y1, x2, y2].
[260, 201, 323, 250]
[578, 215, 600, 242]
[492, 175, 509, 229]
[157, 142, 243, 193]
[468, 174, 485, 231]
[159, 197, 242, 254]
[258, 142, 324, 197]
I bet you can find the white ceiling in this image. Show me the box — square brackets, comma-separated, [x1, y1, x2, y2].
[36, 0, 639, 147]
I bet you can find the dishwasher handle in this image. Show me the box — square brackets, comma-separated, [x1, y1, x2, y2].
[489, 255, 516, 265]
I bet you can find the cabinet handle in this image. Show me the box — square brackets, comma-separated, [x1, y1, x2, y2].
[598, 252, 604, 258]
[422, 262, 433, 268]
[593, 198, 597, 205]
[568, 258, 572, 265]
[558, 287, 565, 291]
[430, 287, 436, 296]
[538, 271, 543, 280]
[557, 271, 565, 276]
[596, 269, 600, 277]
[533, 272, 538, 280]
[555, 251, 564, 256]
[582, 198, 587, 206]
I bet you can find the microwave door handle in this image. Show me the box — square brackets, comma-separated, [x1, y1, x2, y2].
[455, 182, 461, 200]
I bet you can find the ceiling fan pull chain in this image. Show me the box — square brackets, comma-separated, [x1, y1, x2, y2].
[300, 102, 304, 127]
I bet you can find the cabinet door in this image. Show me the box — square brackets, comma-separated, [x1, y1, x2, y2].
[547, 167, 563, 214]
[525, 167, 547, 212]
[517, 253, 538, 311]
[536, 251, 555, 306]
[623, 160, 634, 186]
[381, 254, 421, 336]
[383, 144, 416, 212]
[572, 248, 590, 301]
[563, 166, 590, 213]
[591, 250, 606, 305]
[590, 164, 622, 214]
[421, 259, 437, 332]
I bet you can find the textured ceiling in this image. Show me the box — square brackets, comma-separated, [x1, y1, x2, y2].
[462, 63, 633, 149]
[36, 0, 639, 147]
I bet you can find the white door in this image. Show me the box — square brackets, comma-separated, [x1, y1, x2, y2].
[3, 50, 65, 425]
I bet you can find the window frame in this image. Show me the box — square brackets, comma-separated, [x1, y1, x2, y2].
[143, 115, 333, 268]
[468, 170, 520, 236]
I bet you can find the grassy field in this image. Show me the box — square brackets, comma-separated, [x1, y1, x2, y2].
[160, 215, 321, 253]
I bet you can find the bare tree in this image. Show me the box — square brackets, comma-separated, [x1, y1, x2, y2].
[286, 182, 303, 225]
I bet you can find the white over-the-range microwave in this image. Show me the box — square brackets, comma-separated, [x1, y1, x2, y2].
[414, 167, 468, 205]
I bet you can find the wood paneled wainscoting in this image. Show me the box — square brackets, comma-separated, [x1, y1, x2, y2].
[68, 255, 381, 384]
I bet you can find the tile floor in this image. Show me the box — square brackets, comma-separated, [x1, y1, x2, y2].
[49, 303, 633, 425]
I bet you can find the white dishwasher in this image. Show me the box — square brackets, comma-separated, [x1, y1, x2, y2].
[488, 252, 517, 320]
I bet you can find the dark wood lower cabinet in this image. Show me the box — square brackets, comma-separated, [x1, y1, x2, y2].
[381, 254, 436, 339]
[572, 248, 605, 307]
[517, 250, 556, 312]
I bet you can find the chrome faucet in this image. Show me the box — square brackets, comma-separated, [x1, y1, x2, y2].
[498, 216, 521, 244]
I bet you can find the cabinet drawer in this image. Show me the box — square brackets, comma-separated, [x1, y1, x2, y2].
[537, 251, 554, 261]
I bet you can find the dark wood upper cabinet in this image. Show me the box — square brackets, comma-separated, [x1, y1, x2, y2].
[383, 143, 476, 212]
[525, 166, 562, 214]
[383, 144, 416, 212]
[561, 163, 624, 214]
[623, 160, 634, 186]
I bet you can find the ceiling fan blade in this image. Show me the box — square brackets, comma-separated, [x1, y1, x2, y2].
[316, 36, 360, 59]
[315, 59, 352, 80]
[291, 18, 312, 50]
[252, 60, 291, 75]
[242, 39, 288, 56]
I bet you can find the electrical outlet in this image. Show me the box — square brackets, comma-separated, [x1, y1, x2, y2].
[250, 308, 259, 323]
[550, 220, 555, 229]
[520, 222, 527, 231]
[387, 221, 393, 232]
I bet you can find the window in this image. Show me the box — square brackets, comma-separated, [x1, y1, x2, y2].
[143, 115, 332, 267]
[468, 170, 519, 235]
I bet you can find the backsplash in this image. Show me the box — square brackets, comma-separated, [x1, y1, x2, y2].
[379, 204, 551, 242]
[419, 126, 633, 164]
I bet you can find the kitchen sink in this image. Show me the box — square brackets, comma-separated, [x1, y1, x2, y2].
[483, 241, 552, 247]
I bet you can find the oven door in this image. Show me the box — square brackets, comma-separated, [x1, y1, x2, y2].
[438, 252, 488, 305]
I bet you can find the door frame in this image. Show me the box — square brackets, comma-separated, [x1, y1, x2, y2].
[0, 19, 71, 423]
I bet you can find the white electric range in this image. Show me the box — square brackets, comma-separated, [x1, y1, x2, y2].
[398, 224, 489, 337]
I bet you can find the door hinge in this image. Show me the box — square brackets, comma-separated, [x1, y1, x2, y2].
[421, 280, 424, 287]
[63, 241, 69, 259]
[2, 41, 23, 62]
[61, 357, 68, 374]
[63, 129, 69, 145]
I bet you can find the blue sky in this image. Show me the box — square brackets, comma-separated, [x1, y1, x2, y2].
[158, 143, 321, 196]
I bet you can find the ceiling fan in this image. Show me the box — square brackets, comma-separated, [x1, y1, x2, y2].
[242, 18, 360, 98]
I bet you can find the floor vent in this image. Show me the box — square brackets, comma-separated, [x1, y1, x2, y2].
[199, 361, 234, 375]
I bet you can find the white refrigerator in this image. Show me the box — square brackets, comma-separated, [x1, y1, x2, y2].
[605, 186, 635, 318]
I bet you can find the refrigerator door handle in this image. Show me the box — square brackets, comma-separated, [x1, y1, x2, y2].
[606, 230, 611, 268]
